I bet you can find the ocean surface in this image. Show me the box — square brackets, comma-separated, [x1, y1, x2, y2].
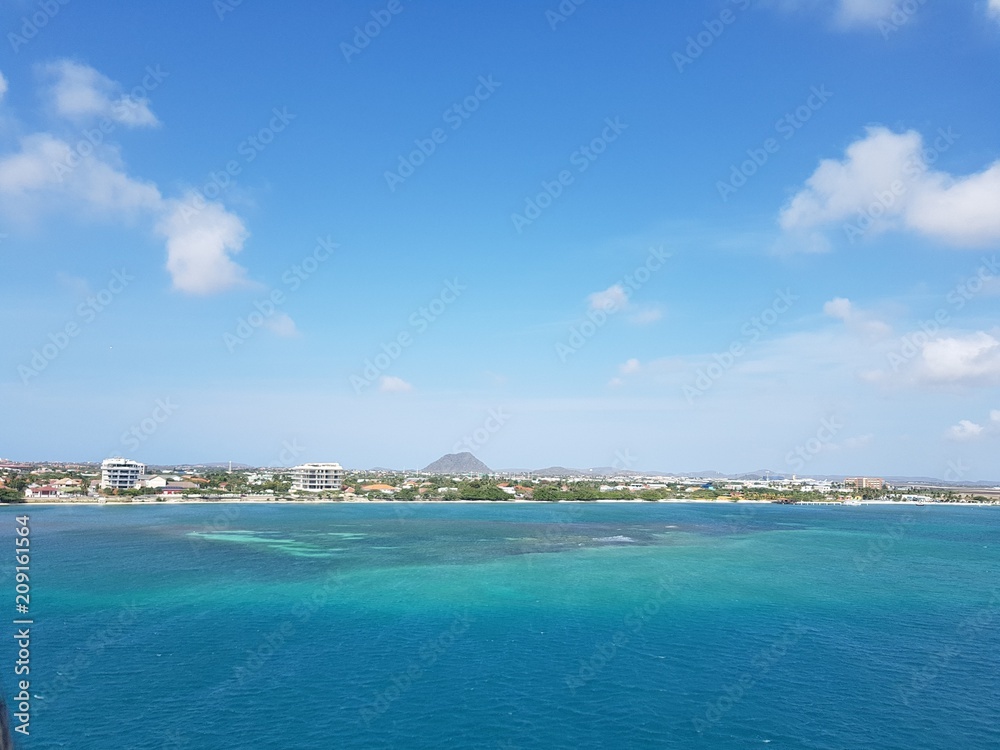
[2, 502, 999, 749]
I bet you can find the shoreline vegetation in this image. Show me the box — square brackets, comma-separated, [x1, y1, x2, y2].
[7, 498, 1000, 508]
[4, 498, 1000, 507]
[3, 467, 998, 506]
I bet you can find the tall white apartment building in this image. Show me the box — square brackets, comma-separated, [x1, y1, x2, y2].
[291, 463, 344, 492]
[101, 458, 146, 489]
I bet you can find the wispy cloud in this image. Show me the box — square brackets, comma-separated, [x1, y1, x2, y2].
[379, 376, 413, 394]
[0, 61, 252, 295]
[628, 306, 664, 325]
[263, 313, 301, 339]
[587, 284, 629, 312]
[619, 358, 641, 375]
[586, 283, 663, 325]
[42, 60, 159, 128]
[823, 297, 891, 339]
[0, 132, 162, 216]
[834, 0, 896, 26]
[946, 419, 984, 441]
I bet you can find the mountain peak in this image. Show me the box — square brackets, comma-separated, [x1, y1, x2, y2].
[422, 452, 492, 474]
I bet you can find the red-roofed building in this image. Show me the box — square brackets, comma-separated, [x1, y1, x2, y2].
[25, 485, 59, 498]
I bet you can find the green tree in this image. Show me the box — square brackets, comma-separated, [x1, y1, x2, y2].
[0, 488, 25, 503]
[533, 485, 563, 502]
[456, 480, 509, 501]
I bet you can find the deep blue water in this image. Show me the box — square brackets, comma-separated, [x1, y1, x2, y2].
[2, 502, 998, 749]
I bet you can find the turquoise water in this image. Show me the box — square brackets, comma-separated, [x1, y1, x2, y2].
[3, 503, 999, 748]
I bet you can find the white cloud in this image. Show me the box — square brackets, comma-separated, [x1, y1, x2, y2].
[781, 126, 1000, 248]
[585, 284, 662, 326]
[823, 297, 891, 338]
[56, 272, 92, 298]
[0, 71, 7, 103]
[379, 376, 413, 394]
[620, 358, 641, 375]
[42, 61, 158, 128]
[781, 127, 918, 233]
[156, 197, 250, 295]
[907, 163, 1000, 245]
[835, 0, 896, 26]
[823, 297, 854, 322]
[945, 419, 985, 441]
[945, 407, 1000, 442]
[0, 133, 161, 217]
[841, 434, 874, 450]
[917, 332, 1000, 384]
[629, 306, 664, 325]
[0, 64, 252, 296]
[0, 133, 68, 195]
[263, 312, 300, 339]
[766, 0, 897, 28]
[864, 328, 1000, 389]
[588, 284, 629, 312]
[610, 358, 642, 386]
[990, 0, 1000, 20]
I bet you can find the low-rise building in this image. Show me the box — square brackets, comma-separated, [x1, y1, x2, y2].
[291, 463, 344, 493]
[25, 485, 60, 498]
[361, 483, 396, 493]
[161, 481, 198, 492]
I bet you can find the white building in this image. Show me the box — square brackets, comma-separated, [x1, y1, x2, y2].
[291, 463, 344, 493]
[101, 458, 145, 489]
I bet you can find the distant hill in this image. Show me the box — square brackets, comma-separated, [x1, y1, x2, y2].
[588, 466, 637, 477]
[166, 462, 253, 470]
[422, 452, 491, 474]
[732, 469, 786, 481]
[528, 466, 589, 477]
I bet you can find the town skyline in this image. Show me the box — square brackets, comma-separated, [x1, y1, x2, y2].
[2, 2, 1000, 479]
[1, 453, 995, 487]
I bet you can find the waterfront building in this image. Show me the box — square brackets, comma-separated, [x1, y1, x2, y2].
[25, 485, 60, 498]
[100, 458, 146, 489]
[845, 477, 885, 490]
[291, 463, 344, 492]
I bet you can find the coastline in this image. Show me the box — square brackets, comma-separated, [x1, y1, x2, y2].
[4, 498, 998, 507]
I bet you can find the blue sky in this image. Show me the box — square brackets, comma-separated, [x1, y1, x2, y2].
[1, 0, 999, 477]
